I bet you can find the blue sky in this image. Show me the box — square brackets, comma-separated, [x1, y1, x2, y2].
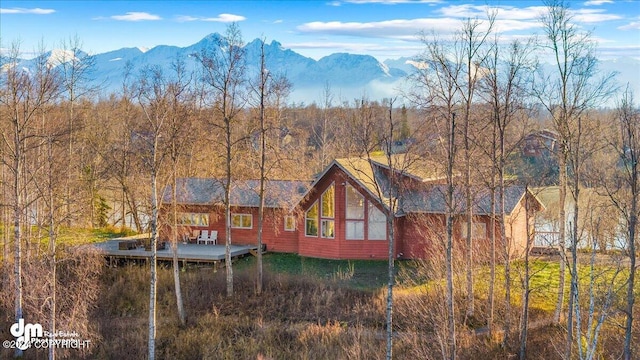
[1, 0, 639, 60]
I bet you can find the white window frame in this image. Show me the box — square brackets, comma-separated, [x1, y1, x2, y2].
[305, 201, 319, 237]
[346, 184, 365, 240]
[178, 212, 209, 227]
[321, 219, 335, 239]
[284, 215, 296, 231]
[321, 183, 335, 218]
[368, 203, 387, 240]
[231, 213, 253, 229]
[346, 220, 364, 240]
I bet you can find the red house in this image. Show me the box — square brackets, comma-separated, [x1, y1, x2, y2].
[160, 179, 309, 253]
[161, 156, 543, 260]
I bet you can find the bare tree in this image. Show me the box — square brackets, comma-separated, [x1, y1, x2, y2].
[411, 31, 464, 359]
[134, 64, 172, 360]
[165, 57, 193, 326]
[598, 89, 638, 360]
[313, 82, 335, 173]
[196, 23, 248, 297]
[456, 17, 494, 319]
[617, 90, 638, 360]
[0, 42, 60, 357]
[481, 37, 534, 342]
[57, 35, 96, 227]
[536, 2, 616, 356]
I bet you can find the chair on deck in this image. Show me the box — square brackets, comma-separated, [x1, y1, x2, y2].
[183, 230, 200, 243]
[206, 231, 218, 245]
[197, 230, 210, 244]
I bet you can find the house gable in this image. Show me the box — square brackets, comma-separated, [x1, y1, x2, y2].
[297, 163, 396, 260]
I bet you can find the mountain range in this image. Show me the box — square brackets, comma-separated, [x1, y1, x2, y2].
[7, 33, 640, 106]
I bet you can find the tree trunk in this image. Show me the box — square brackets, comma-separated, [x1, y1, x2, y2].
[623, 100, 637, 359]
[225, 117, 234, 297]
[554, 151, 567, 326]
[172, 168, 186, 326]
[256, 44, 267, 295]
[446, 112, 457, 360]
[148, 163, 158, 360]
[13, 128, 24, 358]
[519, 186, 532, 359]
[624, 210, 636, 360]
[48, 138, 57, 360]
[500, 156, 510, 347]
[385, 211, 395, 360]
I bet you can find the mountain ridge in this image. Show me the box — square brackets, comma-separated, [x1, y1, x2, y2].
[6, 32, 639, 106]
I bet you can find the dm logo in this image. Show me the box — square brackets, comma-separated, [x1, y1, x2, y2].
[10, 318, 43, 350]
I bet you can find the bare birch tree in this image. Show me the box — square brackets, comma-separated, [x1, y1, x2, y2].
[343, 98, 416, 360]
[481, 37, 534, 343]
[135, 64, 173, 360]
[598, 89, 638, 360]
[57, 35, 96, 227]
[196, 23, 247, 297]
[165, 57, 193, 326]
[411, 32, 464, 360]
[536, 2, 616, 356]
[0, 42, 60, 358]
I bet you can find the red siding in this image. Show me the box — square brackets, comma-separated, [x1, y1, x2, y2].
[159, 205, 298, 253]
[160, 171, 536, 261]
[297, 165, 398, 260]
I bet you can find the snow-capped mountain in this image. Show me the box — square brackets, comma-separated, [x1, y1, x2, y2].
[5, 33, 639, 106]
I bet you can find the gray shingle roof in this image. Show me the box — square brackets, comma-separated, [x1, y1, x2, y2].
[163, 178, 311, 209]
[401, 185, 529, 216]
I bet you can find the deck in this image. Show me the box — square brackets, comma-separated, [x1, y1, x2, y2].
[90, 235, 258, 265]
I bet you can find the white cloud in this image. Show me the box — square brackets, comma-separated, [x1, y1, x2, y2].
[570, 9, 622, 23]
[297, 15, 539, 40]
[203, 13, 246, 22]
[299, 18, 465, 38]
[344, 0, 442, 3]
[618, 20, 640, 31]
[0, 7, 55, 14]
[286, 40, 408, 51]
[439, 4, 621, 25]
[111, 12, 161, 21]
[596, 45, 640, 59]
[176, 13, 245, 22]
[176, 15, 199, 22]
[439, 4, 547, 20]
[583, 0, 613, 6]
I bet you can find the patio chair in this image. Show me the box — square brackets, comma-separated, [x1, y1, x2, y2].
[197, 230, 210, 244]
[207, 231, 218, 245]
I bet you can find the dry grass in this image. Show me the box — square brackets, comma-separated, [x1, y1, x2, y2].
[1, 251, 637, 359]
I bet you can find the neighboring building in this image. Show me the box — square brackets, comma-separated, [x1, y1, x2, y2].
[532, 186, 624, 251]
[160, 156, 543, 260]
[522, 129, 559, 158]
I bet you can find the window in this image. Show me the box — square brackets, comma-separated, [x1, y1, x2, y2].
[461, 222, 487, 239]
[231, 214, 252, 229]
[178, 212, 209, 226]
[346, 185, 364, 219]
[346, 185, 365, 240]
[321, 219, 335, 238]
[305, 201, 319, 236]
[284, 215, 296, 231]
[321, 184, 335, 218]
[319, 184, 335, 239]
[346, 221, 364, 240]
[368, 204, 386, 240]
